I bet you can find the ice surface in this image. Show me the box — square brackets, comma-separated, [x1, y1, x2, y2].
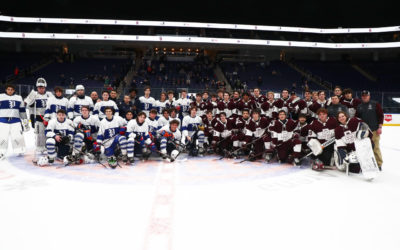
[0, 128, 399, 250]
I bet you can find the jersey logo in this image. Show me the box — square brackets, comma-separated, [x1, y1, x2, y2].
[8, 100, 16, 109]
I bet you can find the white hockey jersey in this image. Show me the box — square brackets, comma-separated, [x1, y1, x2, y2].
[181, 115, 203, 137]
[97, 116, 126, 143]
[93, 100, 119, 119]
[44, 96, 69, 120]
[146, 116, 159, 135]
[24, 90, 54, 116]
[0, 93, 27, 123]
[154, 99, 168, 114]
[73, 115, 101, 135]
[175, 97, 192, 116]
[68, 95, 94, 119]
[157, 125, 182, 141]
[138, 96, 156, 116]
[158, 116, 171, 130]
[45, 118, 75, 138]
[126, 119, 151, 140]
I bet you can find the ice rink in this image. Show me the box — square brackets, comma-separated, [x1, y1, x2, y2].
[1, 127, 400, 250]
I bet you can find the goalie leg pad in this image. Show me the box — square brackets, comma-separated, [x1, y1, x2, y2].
[10, 123, 26, 154]
[0, 123, 11, 155]
[334, 147, 348, 171]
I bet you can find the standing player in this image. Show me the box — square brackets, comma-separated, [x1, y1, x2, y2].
[138, 86, 156, 116]
[155, 92, 167, 115]
[252, 88, 266, 108]
[68, 85, 94, 119]
[273, 89, 291, 118]
[157, 109, 171, 130]
[93, 91, 119, 120]
[94, 107, 128, 168]
[175, 89, 191, 120]
[0, 84, 29, 160]
[342, 88, 361, 118]
[44, 86, 69, 121]
[237, 92, 257, 116]
[309, 90, 328, 119]
[261, 91, 276, 119]
[217, 92, 232, 118]
[288, 92, 307, 120]
[24, 78, 54, 154]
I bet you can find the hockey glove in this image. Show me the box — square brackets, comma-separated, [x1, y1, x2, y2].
[93, 142, 101, 152]
[120, 126, 126, 136]
[149, 142, 157, 152]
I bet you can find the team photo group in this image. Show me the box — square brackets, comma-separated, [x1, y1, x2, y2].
[0, 77, 383, 178]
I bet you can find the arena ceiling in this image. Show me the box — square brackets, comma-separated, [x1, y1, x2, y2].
[1, 0, 398, 28]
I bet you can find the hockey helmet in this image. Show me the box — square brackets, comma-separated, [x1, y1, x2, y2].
[36, 78, 47, 88]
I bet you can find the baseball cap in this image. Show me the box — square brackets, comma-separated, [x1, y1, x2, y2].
[361, 90, 370, 96]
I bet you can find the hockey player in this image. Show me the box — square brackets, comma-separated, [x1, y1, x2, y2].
[309, 90, 328, 119]
[181, 107, 205, 156]
[93, 91, 119, 119]
[126, 112, 157, 162]
[175, 89, 191, 120]
[44, 86, 69, 121]
[146, 109, 159, 137]
[273, 89, 291, 118]
[165, 90, 177, 110]
[199, 91, 212, 119]
[307, 108, 338, 170]
[191, 93, 203, 115]
[169, 108, 181, 128]
[341, 88, 361, 118]
[244, 109, 270, 161]
[24, 78, 54, 154]
[237, 92, 257, 116]
[228, 91, 241, 118]
[266, 110, 302, 164]
[327, 86, 344, 105]
[288, 92, 307, 120]
[70, 105, 101, 163]
[155, 92, 167, 115]
[294, 113, 310, 156]
[38, 109, 74, 166]
[157, 119, 182, 161]
[202, 110, 217, 152]
[67, 85, 94, 119]
[252, 88, 266, 109]
[303, 90, 314, 122]
[0, 84, 29, 160]
[212, 112, 234, 155]
[210, 94, 219, 116]
[231, 109, 251, 156]
[261, 91, 276, 119]
[217, 92, 232, 118]
[157, 108, 171, 130]
[94, 107, 128, 168]
[334, 111, 372, 173]
[138, 86, 156, 116]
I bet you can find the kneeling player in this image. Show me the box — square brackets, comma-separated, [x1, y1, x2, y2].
[68, 105, 101, 164]
[157, 119, 182, 161]
[38, 109, 74, 166]
[212, 112, 234, 156]
[126, 112, 156, 162]
[181, 107, 205, 156]
[334, 111, 372, 173]
[267, 110, 302, 164]
[307, 108, 338, 170]
[95, 107, 128, 168]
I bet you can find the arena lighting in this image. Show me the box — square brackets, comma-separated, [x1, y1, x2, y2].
[1, 15, 400, 34]
[1, 31, 400, 49]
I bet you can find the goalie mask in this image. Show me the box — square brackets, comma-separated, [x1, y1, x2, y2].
[36, 78, 47, 88]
